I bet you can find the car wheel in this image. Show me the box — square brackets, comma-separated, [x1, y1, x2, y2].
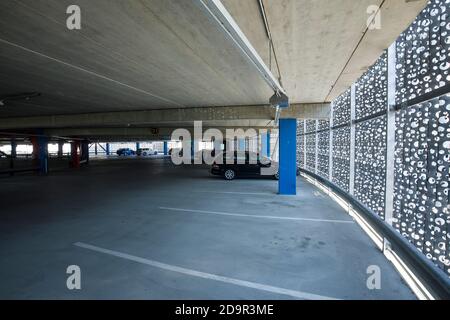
[143, 152, 147, 156]
[154, 151, 158, 155]
[224, 169, 236, 180]
[274, 172, 280, 180]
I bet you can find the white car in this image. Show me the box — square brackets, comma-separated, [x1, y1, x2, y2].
[137, 148, 158, 156]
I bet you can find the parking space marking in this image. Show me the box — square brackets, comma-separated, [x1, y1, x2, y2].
[192, 190, 274, 196]
[74, 242, 339, 300]
[314, 191, 325, 198]
[158, 207, 354, 224]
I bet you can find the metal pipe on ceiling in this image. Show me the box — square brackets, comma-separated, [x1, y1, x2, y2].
[197, 0, 286, 96]
[257, 0, 283, 88]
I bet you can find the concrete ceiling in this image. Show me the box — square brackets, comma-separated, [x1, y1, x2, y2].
[0, 0, 428, 127]
[222, 0, 428, 103]
[0, 0, 273, 118]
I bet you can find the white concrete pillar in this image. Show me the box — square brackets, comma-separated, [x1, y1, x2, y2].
[385, 42, 397, 225]
[349, 84, 356, 195]
[329, 103, 334, 180]
[315, 120, 319, 174]
[303, 121, 306, 168]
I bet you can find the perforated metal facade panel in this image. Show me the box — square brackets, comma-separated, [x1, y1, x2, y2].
[355, 52, 388, 119]
[333, 88, 351, 126]
[317, 121, 330, 179]
[332, 126, 351, 193]
[393, 94, 450, 276]
[396, 0, 450, 104]
[354, 117, 387, 218]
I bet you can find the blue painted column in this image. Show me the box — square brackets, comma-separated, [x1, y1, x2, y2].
[261, 131, 271, 157]
[37, 135, 49, 174]
[106, 143, 110, 156]
[279, 119, 297, 195]
[163, 141, 168, 156]
[11, 138, 17, 158]
[136, 142, 140, 152]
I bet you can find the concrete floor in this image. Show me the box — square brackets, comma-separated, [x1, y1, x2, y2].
[0, 157, 415, 299]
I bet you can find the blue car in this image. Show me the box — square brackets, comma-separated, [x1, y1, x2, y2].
[116, 148, 135, 156]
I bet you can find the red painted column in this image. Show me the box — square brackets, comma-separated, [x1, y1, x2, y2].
[70, 141, 81, 168]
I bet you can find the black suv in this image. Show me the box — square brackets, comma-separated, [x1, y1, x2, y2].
[116, 148, 135, 156]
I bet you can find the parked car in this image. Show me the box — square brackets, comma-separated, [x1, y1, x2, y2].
[210, 151, 300, 180]
[0, 151, 7, 158]
[116, 148, 135, 156]
[137, 148, 158, 156]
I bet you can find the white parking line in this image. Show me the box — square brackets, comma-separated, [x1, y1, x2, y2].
[74, 242, 339, 300]
[192, 190, 274, 196]
[158, 207, 354, 224]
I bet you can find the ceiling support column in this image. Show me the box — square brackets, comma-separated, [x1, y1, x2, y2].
[163, 141, 168, 156]
[278, 119, 297, 195]
[31, 134, 49, 175]
[261, 129, 271, 158]
[70, 141, 81, 168]
[81, 140, 89, 165]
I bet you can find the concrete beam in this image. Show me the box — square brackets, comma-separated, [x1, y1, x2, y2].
[0, 104, 330, 130]
[281, 103, 331, 120]
[43, 126, 273, 141]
